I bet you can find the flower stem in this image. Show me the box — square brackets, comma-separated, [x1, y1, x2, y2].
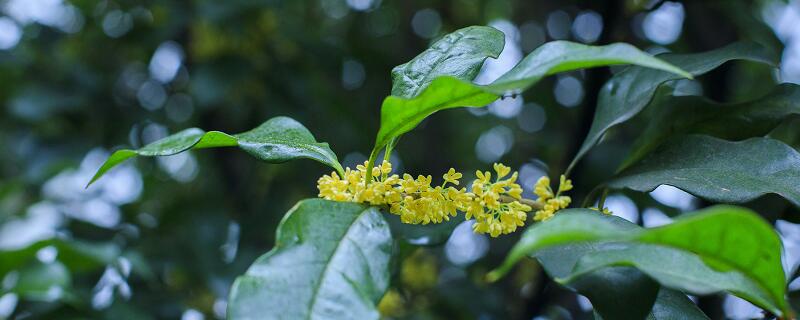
[499, 195, 544, 210]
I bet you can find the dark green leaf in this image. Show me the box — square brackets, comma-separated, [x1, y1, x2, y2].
[620, 83, 800, 170]
[88, 116, 342, 187]
[227, 199, 393, 320]
[646, 288, 709, 320]
[610, 135, 800, 207]
[390, 26, 504, 98]
[489, 206, 787, 315]
[569, 42, 778, 172]
[563, 244, 772, 316]
[538, 243, 707, 319]
[571, 266, 660, 320]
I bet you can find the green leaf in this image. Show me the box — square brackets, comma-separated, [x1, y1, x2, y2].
[227, 199, 393, 320]
[538, 243, 707, 320]
[489, 206, 788, 315]
[369, 26, 504, 169]
[390, 26, 504, 98]
[372, 40, 692, 161]
[620, 83, 800, 170]
[88, 116, 343, 187]
[488, 41, 692, 93]
[609, 135, 800, 207]
[592, 287, 710, 319]
[0, 239, 119, 277]
[563, 244, 773, 316]
[646, 288, 709, 320]
[568, 42, 778, 173]
[374, 77, 498, 154]
[10, 261, 71, 301]
[234, 117, 342, 170]
[536, 242, 659, 320]
[571, 266, 660, 320]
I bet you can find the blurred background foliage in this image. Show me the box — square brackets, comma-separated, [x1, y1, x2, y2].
[1, 0, 799, 319]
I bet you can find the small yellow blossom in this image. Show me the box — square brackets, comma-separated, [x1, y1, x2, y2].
[532, 174, 573, 222]
[443, 168, 462, 185]
[493, 163, 511, 179]
[533, 176, 553, 200]
[559, 174, 573, 192]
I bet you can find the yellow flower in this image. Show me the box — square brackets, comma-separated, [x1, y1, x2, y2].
[533, 176, 553, 200]
[443, 168, 462, 185]
[493, 163, 511, 179]
[531, 175, 573, 222]
[475, 170, 491, 184]
[467, 164, 532, 237]
[379, 160, 393, 175]
[318, 162, 541, 237]
[559, 174, 573, 193]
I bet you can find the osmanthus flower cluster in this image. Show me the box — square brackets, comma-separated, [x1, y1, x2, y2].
[317, 161, 574, 237]
[531, 175, 574, 221]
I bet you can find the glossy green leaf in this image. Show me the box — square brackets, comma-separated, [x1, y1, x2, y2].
[369, 26, 504, 168]
[227, 199, 393, 320]
[610, 135, 800, 207]
[488, 41, 691, 93]
[537, 242, 658, 320]
[373, 40, 692, 161]
[538, 243, 707, 319]
[646, 288, 709, 320]
[88, 116, 343, 187]
[490, 206, 788, 315]
[620, 83, 800, 170]
[569, 42, 778, 173]
[572, 266, 661, 320]
[374, 77, 499, 154]
[390, 26, 504, 98]
[563, 244, 773, 316]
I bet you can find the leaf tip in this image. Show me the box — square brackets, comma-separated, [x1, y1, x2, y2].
[485, 269, 505, 283]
